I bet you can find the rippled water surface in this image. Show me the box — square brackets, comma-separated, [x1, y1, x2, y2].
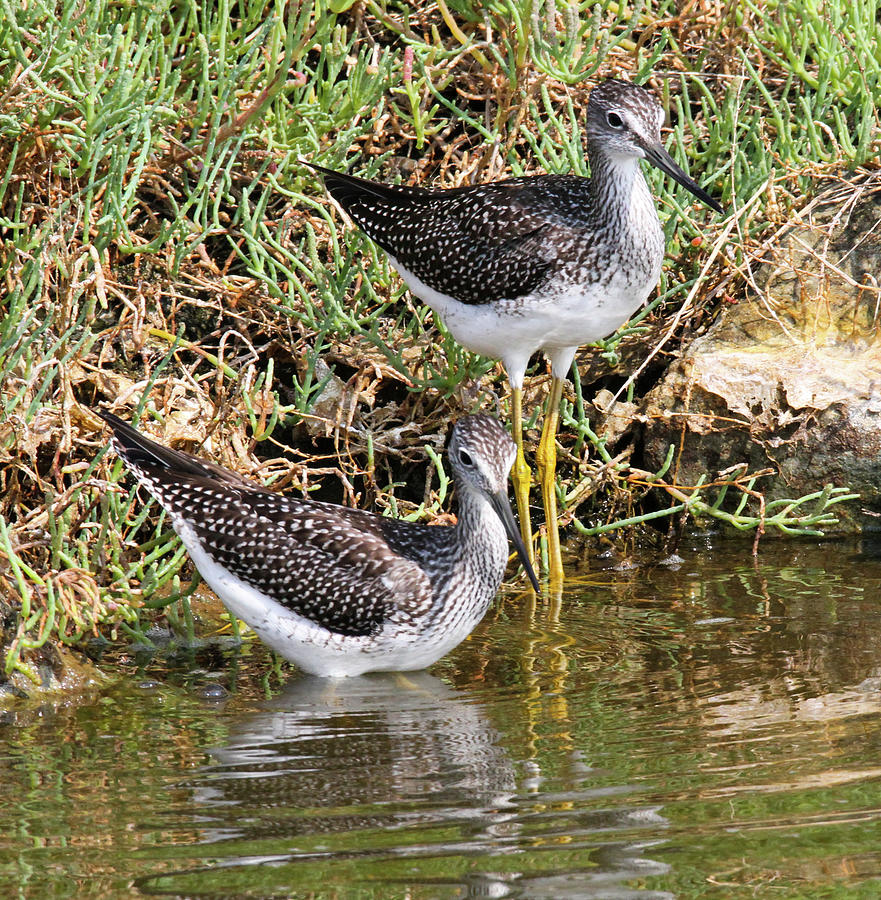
[4, 539, 881, 898]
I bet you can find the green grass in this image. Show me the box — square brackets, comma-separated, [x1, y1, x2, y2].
[0, 0, 877, 678]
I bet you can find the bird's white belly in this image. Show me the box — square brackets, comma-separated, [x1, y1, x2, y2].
[390, 254, 659, 385]
[175, 521, 481, 677]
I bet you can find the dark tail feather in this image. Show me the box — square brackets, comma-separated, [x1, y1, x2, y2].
[95, 409, 239, 484]
[303, 160, 426, 210]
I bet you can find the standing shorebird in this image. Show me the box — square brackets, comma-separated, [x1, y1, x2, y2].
[97, 410, 538, 677]
[308, 78, 723, 585]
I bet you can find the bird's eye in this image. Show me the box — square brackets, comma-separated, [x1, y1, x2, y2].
[459, 449, 474, 466]
[606, 111, 624, 129]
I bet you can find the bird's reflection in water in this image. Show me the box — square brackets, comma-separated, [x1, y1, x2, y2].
[190, 672, 520, 844]
[141, 672, 673, 899]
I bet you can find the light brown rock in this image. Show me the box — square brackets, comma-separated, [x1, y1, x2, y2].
[642, 173, 881, 532]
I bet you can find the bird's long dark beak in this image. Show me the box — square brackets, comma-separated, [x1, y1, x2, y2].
[490, 490, 541, 592]
[643, 142, 724, 214]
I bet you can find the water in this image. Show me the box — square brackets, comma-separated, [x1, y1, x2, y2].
[3, 539, 881, 898]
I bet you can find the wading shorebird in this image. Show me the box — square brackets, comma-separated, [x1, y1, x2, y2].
[97, 410, 539, 677]
[308, 78, 723, 586]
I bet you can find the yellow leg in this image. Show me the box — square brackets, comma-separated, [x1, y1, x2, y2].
[510, 386, 536, 573]
[536, 377, 564, 589]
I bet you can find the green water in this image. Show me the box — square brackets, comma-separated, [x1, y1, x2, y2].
[3, 539, 881, 898]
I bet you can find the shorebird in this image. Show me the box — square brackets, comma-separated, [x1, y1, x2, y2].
[97, 409, 539, 677]
[308, 78, 723, 585]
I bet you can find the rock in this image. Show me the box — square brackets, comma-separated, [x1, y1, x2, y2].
[0, 645, 107, 705]
[642, 173, 881, 533]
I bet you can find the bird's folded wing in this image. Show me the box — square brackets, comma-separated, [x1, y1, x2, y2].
[182, 487, 434, 638]
[317, 168, 577, 304]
